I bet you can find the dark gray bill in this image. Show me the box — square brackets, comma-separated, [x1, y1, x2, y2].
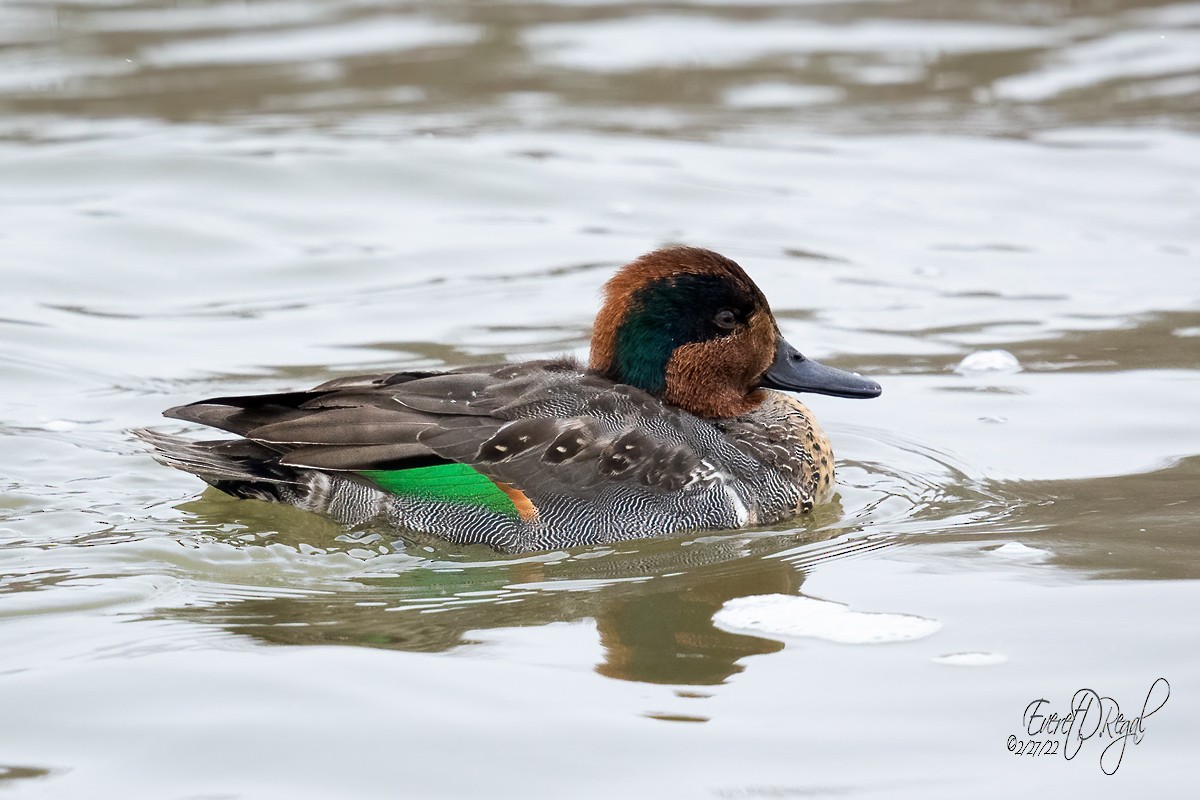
[759, 337, 882, 399]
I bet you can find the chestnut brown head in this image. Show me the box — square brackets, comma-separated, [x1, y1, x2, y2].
[589, 246, 880, 418]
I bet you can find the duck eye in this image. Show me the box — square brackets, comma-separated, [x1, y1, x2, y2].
[714, 309, 738, 330]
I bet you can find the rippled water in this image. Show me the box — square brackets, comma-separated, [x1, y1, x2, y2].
[2, 1, 1198, 797]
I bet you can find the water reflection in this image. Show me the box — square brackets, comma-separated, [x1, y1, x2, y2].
[593, 560, 793, 685]
[0, 765, 54, 787]
[164, 521, 823, 685]
[159, 495, 901, 687]
[931, 456, 1200, 581]
[157, 445, 1003, 687]
[2, 0, 1197, 139]
[844, 310, 1200, 377]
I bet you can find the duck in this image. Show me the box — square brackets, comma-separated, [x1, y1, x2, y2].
[140, 246, 881, 552]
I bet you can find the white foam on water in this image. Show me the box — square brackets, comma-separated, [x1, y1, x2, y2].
[713, 593, 942, 644]
[954, 349, 1022, 374]
[990, 542, 1049, 560]
[724, 82, 844, 109]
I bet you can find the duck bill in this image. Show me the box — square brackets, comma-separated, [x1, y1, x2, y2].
[759, 338, 882, 399]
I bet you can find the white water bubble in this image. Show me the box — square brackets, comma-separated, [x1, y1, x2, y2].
[713, 594, 941, 644]
[954, 349, 1022, 375]
[990, 542, 1049, 560]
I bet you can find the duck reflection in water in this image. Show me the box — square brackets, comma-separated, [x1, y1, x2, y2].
[165, 494, 849, 686]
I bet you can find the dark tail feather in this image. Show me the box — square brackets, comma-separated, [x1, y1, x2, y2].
[133, 429, 304, 503]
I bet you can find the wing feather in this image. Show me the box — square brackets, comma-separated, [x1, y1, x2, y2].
[159, 359, 718, 499]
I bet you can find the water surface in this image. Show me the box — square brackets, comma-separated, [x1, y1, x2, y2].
[1, 1, 1198, 797]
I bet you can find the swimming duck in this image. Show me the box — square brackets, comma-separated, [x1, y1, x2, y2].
[141, 246, 880, 552]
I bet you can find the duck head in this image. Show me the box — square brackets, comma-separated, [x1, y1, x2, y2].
[589, 246, 881, 419]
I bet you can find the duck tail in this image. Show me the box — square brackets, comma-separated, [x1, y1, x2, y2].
[133, 429, 301, 503]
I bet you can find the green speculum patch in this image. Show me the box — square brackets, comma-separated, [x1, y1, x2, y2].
[359, 463, 518, 517]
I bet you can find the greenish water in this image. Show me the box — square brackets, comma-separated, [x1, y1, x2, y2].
[1, 1, 1198, 797]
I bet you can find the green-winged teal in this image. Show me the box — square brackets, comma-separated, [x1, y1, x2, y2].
[141, 246, 881, 552]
